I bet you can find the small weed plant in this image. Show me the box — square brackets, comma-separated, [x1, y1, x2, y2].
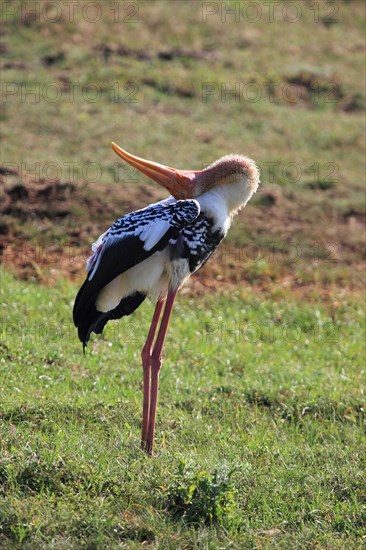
[164, 460, 242, 530]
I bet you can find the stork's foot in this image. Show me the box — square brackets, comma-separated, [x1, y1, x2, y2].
[141, 440, 153, 455]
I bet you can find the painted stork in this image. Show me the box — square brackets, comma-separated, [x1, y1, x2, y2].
[73, 143, 260, 454]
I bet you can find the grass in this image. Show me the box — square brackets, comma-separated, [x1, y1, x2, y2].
[1, 0, 365, 547]
[0, 270, 365, 548]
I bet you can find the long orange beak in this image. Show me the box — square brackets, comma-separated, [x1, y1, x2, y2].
[111, 142, 200, 199]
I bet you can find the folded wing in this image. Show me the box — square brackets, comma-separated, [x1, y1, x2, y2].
[73, 198, 200, 347]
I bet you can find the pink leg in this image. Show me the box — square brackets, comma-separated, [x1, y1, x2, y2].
[145, 289, 178, 455]
[141, 298, 165, 449]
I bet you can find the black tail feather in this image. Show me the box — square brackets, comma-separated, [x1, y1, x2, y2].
[73, 285, 146, 349]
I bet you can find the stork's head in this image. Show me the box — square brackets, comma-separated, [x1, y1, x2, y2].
[112, 143, 259, 213]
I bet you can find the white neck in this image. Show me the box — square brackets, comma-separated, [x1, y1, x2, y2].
[197, 180, 255, 232]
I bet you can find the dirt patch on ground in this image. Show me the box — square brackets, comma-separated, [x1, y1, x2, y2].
[94, 43, 220, 64]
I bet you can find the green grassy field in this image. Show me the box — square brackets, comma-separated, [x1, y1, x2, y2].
[1, 0, 365, 548]
[1, 270, 365, 548]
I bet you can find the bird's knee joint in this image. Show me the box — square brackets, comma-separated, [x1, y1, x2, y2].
[141, 347, 151, 369]
[151, 352, 162, 372]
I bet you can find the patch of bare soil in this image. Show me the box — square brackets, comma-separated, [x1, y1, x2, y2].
[94, 43, 219, 63]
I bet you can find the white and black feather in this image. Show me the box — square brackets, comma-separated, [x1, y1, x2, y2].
[73, 198, 201, 346]
[86, 198, 200, 279]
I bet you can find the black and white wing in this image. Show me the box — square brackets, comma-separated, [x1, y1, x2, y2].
[73, 198, 200, 347]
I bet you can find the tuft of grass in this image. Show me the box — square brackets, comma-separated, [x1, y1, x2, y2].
[304, 179, 336, 190]
[164, 460, 241, 529]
